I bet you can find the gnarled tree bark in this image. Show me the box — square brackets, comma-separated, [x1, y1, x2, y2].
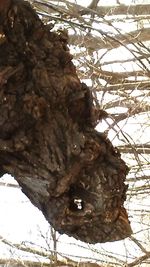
[0, 0, 132, 243]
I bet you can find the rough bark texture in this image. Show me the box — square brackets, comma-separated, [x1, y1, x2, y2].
[0, 0, 132, 243]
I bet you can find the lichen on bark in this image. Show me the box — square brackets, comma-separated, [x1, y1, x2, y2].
[0, 0, 132, 243]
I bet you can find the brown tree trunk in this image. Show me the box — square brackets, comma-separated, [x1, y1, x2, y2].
[0, 0, 132, 243]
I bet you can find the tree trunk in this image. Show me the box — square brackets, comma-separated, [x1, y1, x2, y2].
[0, 0, 132, 243]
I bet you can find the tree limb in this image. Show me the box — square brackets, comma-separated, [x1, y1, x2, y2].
[69, 28, 150, 51]
[126, 252, 150, 267]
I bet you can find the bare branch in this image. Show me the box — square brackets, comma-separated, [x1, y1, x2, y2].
[69, 27, 150, 50]
[96, 4, 150, 17]
[126, 252, 150, 267]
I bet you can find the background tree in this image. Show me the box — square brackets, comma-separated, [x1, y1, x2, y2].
[0, 0, 150, 266]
